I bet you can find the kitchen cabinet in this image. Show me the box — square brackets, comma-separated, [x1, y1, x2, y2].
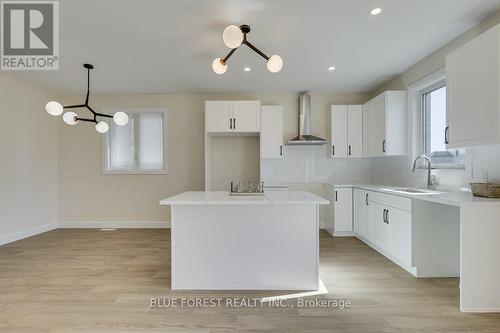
[364, 91, 407, 157]
[371, 202, 390, 252]
[352, 187, 413, 269]
[353, 188, 371, 240]
[362, 102, 372, 157]
[446, 24, 500, 148]
[388, 207, 412, 266]
[260, 106, 284, 159]
[205, 101, 260, 133]
[330, 105, 363, 158]
[333, 187, 353, 235]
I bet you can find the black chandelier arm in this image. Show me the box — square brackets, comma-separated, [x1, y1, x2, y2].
[75, 117, 97, 124]
[63, 104, 86, 109]
[85, 65, 91, 105]
[87, 105, 112, 119]
[243, 40, 269, 61]
[222, 47, 238, 63]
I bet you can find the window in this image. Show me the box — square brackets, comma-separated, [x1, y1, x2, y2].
[104, 109, 166, 174]
[421, 83, 465, 168]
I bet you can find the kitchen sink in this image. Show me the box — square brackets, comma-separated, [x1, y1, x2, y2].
[384, 188, 441, 195]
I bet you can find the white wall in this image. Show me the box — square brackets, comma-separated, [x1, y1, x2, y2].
[0, 73, 59, 244]
[370, 10, 500, 190]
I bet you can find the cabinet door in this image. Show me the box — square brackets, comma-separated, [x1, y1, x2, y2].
[388, 208, 412, 266]
[370, 93, 387, 157]
[354, 189, 372, 240]
[334, 188, 353, 232]
[371, 202, 390, 252]
[446, 25, 499, 148]
[206, 101, 233, 132]
[261, 106, 283, 159]
[331, 105, 348, 158]
[233, 101, 261, 132]
[348, 105, 363, 158]
[362, 102, 372, 157]
[353, 189, 365, 236]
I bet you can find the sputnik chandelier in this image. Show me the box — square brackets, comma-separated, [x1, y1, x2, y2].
[212, 25, 283, 74]
[45, 64, 129, 133]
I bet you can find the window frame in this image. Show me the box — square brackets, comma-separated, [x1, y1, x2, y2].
[417, 76, 465, 170]
[102, 108, 168, 175]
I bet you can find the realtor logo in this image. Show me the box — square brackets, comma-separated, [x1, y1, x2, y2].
[1, 1, 58, 70]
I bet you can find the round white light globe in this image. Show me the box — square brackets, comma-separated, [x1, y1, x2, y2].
[95, 121, 109, 134]
[222, 25, 243, 49]
[62, 112, 78, 125]
[45, 101, 63, 116]
[212, 58, 227, 74]
[113, 111, 129, 126]
[267, 55, 283, 73]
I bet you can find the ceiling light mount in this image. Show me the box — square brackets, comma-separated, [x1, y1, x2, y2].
[213, 24, 283, 74]
[45, 64, 128, 133]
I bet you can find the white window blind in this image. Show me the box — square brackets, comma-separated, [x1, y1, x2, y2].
[104, 109, 166, 174]
[139, 113, 164, 170]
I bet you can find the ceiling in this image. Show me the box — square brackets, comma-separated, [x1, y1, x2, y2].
[4, 0, 500, 95]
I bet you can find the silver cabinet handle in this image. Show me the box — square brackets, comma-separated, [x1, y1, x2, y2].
[365, 193, 369, 206]
[348, 145, 351, 156]
[332, 145, 335, 156]
[445, 126, 450, 144]
[229, 118, 232, 129]
[383, 209, 386, 222]
[335, 190, 338, 202]
[386, 209, 389, 224]
[280, 145, 283, 156]
[233, 118, 236, 130]
[382, 140, 386, 153]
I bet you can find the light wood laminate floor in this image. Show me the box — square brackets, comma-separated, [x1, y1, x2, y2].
[0, 229, 499, 332]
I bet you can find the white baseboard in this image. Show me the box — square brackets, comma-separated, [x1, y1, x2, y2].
[333, 231, 355, 237]
[58, 221, 170, 229]
[0, 223, 58, 246]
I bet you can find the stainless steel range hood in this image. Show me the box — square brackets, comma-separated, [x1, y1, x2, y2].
[287, 94, 328, 145]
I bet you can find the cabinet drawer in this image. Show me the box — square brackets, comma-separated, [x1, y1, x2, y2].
[367, 190, 412, 212]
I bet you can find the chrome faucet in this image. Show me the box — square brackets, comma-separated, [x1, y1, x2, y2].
[412, 155, 434, 190]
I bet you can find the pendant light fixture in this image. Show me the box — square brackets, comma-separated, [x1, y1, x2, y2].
[212, 25, 283, 74]
[45, 64, 128, 133]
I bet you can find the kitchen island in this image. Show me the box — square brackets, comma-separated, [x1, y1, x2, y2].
[159, 191, 328, 290]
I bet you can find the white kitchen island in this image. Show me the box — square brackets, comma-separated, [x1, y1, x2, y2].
[159, 191, 328, 290]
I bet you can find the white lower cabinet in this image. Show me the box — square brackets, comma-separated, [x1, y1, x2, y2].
[388, 207, 412, 267]
[333, 187, 353, 235]
[353, 188, 413, 272]
[353, 189, 371, 240]
[371, 202, 391, 252]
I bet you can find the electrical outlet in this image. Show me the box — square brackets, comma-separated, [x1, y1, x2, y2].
[479, 169, 489, 182]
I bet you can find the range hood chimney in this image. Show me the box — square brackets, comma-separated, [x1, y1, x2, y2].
[287, 94, 328, 145]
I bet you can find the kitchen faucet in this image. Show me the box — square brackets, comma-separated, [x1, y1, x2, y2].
[412, 155, 434, 190]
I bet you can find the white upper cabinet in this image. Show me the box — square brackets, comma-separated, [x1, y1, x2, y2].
[260, 106, 284, 159]
[348, 105, 363, 158]
[330, 105, 363, 158]
[331, 105, 348, 158]
[365, 91, 407, 157]
[233, 101, 261, 132]
[205, 101, 261, 133]
[362, 102, 372, 157]
[206, 101, 233, 133]
[446, 24, 500, 148]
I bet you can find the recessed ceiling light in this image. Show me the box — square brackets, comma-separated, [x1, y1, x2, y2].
[328, 66, 336, 71]
[244, 67, 251, 72]
[370, 8, 382, 15]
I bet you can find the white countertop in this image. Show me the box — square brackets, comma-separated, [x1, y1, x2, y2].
[334, 184, 500, 207]
[159, 191, 329, 206]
